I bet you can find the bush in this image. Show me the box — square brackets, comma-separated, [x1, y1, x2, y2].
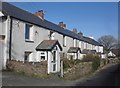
[81, 54, 100, 71]
[63, 58, 81, 70]
[63, 59, 74, 69]
[82, 54, 97, 62]
[92, 57, 100, 71]
[74, 59, 81, 65]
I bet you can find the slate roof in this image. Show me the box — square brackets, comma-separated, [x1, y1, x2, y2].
[1, 2, 103, 46]
[81, 49, 96, 54]
[36, 40, 62, 51]
[67, 47, 81, 53]
[89, 50, 96, 54]
[81, 49, 89, 54]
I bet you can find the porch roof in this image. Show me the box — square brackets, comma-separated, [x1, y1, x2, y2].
[67, 47, 81, 53]
[81, 49, 96, 54]
[36, 40, 62, 51]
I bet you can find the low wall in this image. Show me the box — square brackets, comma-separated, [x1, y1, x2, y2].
[63, 62, 93, 80]
[6, 60, 48, 78]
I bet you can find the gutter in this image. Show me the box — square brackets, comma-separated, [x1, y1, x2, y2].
[9, 17, 12, 60]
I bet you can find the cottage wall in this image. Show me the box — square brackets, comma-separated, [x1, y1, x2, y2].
[1, 16, 10, 69]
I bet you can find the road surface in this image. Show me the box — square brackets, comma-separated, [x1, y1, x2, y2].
[75, 63, 120, 86]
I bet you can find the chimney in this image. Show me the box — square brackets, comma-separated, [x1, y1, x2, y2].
[73, 28, 78, 34]
[78, 31, 83, 36]
[35, 10, 44, 20]
[58, 22, 66, 29]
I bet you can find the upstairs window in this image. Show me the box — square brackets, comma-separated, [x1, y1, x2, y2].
[49, 31, 54, 40]
[81, 41, 84, 50]
[25, 24, 33, 41]
[73, 39, 77, 47]
[63, 35, 66, 47]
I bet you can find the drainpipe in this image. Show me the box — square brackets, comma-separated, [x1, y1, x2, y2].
[9, 17, 13, 61]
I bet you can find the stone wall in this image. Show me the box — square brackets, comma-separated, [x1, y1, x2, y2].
[6, 60, 48, 78]
[63, 62, 93, 80]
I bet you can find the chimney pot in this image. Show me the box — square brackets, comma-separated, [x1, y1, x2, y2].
[35, 10, 44, 20]
[73, 28, 78, 34]
[58, 22, 66, 29]
[78, 31, 83, 36]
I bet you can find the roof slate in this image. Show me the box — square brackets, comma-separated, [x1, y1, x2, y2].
[1, 2, 102, 46]
[81, 49, 96, 54]
[36, 40, 62, 51]
[67, 47, 81, 53]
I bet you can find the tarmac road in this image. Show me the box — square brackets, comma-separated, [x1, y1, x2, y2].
[75, 63, 120, 86]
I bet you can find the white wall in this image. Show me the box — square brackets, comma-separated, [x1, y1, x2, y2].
[11, 19, 25, 61]
[1, 16, 10, 69]
[99, 46, 103, 53]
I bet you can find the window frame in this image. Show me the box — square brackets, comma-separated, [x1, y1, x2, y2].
[24, 52, 32, 62]
[49, 31, 55, 40]
[63, 35, 66, 47]
[40, 52, 46, 61]
[25, 23, 34, 42]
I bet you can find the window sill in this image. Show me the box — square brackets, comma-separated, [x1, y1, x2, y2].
[25, 39, 34, 43]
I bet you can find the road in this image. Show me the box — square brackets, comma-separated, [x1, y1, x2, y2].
[75, 63, 120, 86]
[1, 63, 120, 87]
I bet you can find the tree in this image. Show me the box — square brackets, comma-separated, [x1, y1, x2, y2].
[98, 35, 117, 53]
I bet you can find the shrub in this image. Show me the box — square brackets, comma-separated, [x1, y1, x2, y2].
[63, 58, 81, 70]
[74, 59, 81, 65]
[82, 54, 97, 62]
[81, 54, 100, 71]
[92, 57, 100, 71]
[63, 58, 74, 69]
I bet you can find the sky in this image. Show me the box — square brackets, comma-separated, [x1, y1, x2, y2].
[10, 2, 118, 40]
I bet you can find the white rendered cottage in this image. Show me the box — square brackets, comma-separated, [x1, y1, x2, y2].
[0, 2, 104, 71]
[67, 47, 81, 60]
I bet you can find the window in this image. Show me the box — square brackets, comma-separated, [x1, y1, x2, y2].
[81, 41, 84, 49]
[73, 39, 77, 47]
[0, 35, 5, 40]
[41, 56, 45, 60]
[53, 51, 56, 63]
[53, 64, 56, 71]
[25, 24, 33, 41]
[63, 35, 66, 47]
[40, 52, 46, 61]
[49, 31, 54, 40]
[24, 52, 31, 62]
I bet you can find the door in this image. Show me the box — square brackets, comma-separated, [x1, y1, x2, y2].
[52, 50, 57, 72]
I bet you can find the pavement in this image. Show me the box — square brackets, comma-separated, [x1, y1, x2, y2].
[1, 63, 120, 87]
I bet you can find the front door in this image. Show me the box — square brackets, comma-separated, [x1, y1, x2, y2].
[52, 50, 57, 72]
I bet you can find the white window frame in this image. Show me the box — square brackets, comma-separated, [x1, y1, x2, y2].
[63, 35, 66, 47]
[24, 52, 32, 62]
[25, 23, 34, 42]
[73, 39, 77, 47]
[49, 31, 55, 40]
[40, 52, 47, 61]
